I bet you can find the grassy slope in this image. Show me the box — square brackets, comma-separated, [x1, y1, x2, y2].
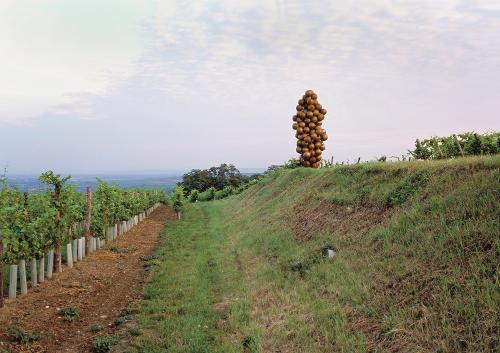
[131, 156, 499, 353]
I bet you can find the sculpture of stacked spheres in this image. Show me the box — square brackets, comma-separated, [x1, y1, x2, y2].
[292, 90, 328, 168]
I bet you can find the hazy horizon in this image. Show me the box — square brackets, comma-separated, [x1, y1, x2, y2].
[1, 0, 499, 174]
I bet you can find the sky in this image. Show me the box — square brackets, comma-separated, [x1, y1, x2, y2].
[1, 0, 499, 174]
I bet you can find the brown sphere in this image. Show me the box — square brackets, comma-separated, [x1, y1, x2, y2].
[304, 136, 312, 143]
[308, 143, 315, 150]
[303, 127, 310, 133]
[292, 115, 298, 122]
[313, 110, 320, 116]
[315, 149, 322, 156]
[292, 123, 298, 130]
[296, 105, 303, 111]
[303, 151, 311, 159]
[321, 108, 327, 115]
[306, 111, 313, 118]
[299, 122, 306, 128]
[296, 147, 302, 153]
[298, 99, 304, 105]
[322, 133, 328, 141]
[310, 156, 317, 163]
[320, 144, 326, 151]
[305, 118, 311, 123]
[299, 111, 306, 118]
[309, 122, 316, 129]
[297, 127, 303, 134]
[312, 116, 318, 123]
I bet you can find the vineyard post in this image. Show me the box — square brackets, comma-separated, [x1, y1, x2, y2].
[84, 186, 92, 254]
[8, 264, 17, 299]
[72, 238, 78, 263]
[0, 236, 3, 307]
[31, 258, 37, 286]
[19, 259, 27, 295]
[453, 134, 465, 157]
[38, 256, 45, 282]
[47, 249, 54, 279]
[66, 243, 73, 268]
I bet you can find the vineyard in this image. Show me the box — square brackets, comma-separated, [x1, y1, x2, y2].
[0, 171, 165, 307]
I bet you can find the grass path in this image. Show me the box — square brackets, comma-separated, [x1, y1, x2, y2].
[131, 202, 365, 353]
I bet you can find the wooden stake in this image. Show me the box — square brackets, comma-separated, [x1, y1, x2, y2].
[0, 239, 3, 307]
[84, 186, 92, 254]
[54, 240, 62, 273]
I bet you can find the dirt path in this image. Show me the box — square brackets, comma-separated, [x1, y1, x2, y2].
[0, 206, 174, 353]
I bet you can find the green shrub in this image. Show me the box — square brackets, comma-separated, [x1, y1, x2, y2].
[92, 336, 119, 353]
[6, 325, 39, 343]
[61, 307, 80, 322]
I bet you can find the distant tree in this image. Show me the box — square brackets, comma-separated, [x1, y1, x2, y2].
[180, 164, 249, 195]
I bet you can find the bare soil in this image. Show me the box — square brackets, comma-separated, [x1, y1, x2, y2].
[0, 206, 174, 353]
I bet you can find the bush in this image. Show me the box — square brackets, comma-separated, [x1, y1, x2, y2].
[92, 336, 119, 353]
[409, 131, 500, 160]
[61, 307, 80, 322]
[6, 325, 39, 343]
[188, 189, 199, 202]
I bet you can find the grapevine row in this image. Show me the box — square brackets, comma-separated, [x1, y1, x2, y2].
[0, 172, 166, 307]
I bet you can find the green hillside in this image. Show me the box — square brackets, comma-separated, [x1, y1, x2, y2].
[132, 156, 499, 353]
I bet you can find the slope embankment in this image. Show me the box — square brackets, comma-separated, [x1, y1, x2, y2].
[131, 156, 499, 353]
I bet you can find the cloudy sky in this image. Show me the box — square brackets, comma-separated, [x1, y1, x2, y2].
[1, 0, 499, 173]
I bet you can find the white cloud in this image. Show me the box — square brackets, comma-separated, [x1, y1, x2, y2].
[0, 0, 150, 124]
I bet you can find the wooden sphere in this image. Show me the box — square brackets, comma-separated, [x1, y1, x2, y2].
[292, 115, 298, 122]
[313, 110, 320, 116]
[320, 144, 326, 151]
[322, 133, 328, 141]
[308, 105, 315, 111]
[308, 143, 315, 150]
[297, 127, 304, 134]
[305, 118, 311, 124]
[298, 134, 304, 140]
[292, 123, 298, 130]
[296, 105, 303, 111]
[298, 122, 306, 128]
[296, 147, 302, 153]
[306, 111, 313, 118]
[309, 122, 316, 129]
[311, 93, 317, 99]
[315, 103, 322, 110]
[298, 99, 304, 105]
[303, 151, 311, 159]
[310, 156, 317, 163]
[315, 149, 322, 156]
[304, 136, 312, 143]
[304, 160, 311, 167]
[303, 127, 310, 133]
[312, 116, 318, 123]
[321, 108, 327, 115]
[299, 111, 306, 118]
